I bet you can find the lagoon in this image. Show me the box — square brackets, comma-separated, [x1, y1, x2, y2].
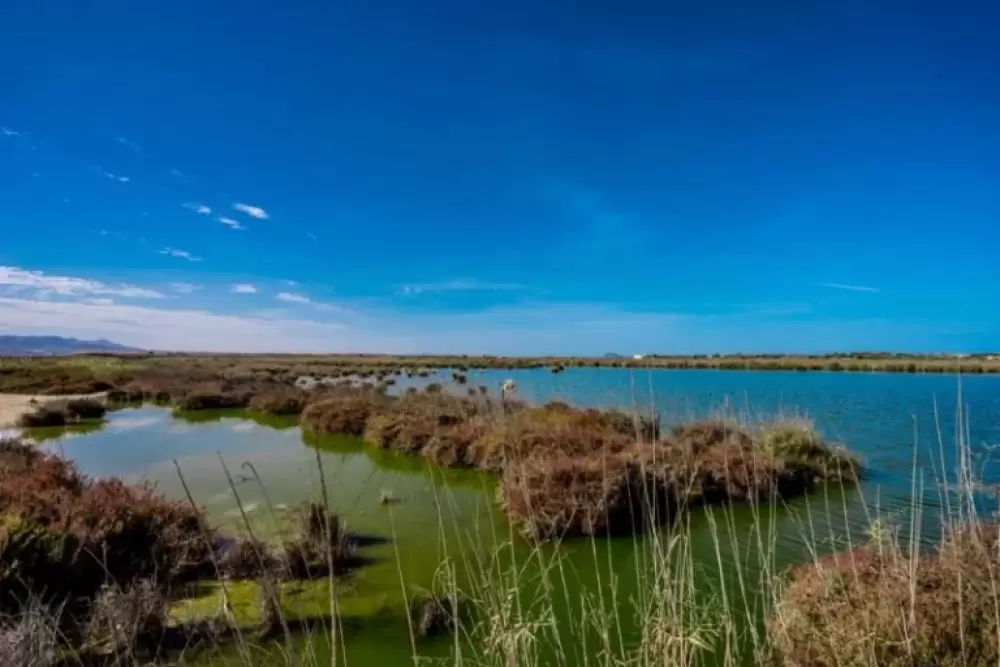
[28, 368, 1000, 665]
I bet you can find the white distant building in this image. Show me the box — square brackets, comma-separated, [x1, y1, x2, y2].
[633, 354, 645, 360]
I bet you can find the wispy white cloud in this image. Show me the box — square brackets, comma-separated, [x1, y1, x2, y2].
[0, 266, 163, 299]
[231, 284, 257, 294]
[819, 283, 881, 294]
[85, 298, 116, 306]
[170, 283, 201, 294]
[217, 216, 245, 230]
[0, 297, 348, 352]
[114, 135, 142, 154]
[1, 126, 20, 137]
[398, 279, 527, 295]
[183, 202, 212, 215]
[159, 248, 202, 262]
[0, 295, 967, 355]
[274, 291, 353, 316]
[102, 171, 130, 183]
[233, 202, 269, 220]
[276, 292, 311, 304]
[305, 232, 317, 241]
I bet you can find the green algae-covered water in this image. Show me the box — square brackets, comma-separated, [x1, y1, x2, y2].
[25, 369, 1000, 665]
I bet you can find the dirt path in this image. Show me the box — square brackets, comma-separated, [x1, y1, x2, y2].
[0, 392, 108, 428]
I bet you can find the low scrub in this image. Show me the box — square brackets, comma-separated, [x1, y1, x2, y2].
[501, 454, 662, 539]
[216, 536, 278, 580]
[301, 391, 383, 437]
[769, 523, 1000, 666]
[410, 591, 461, 638]
[17, 405, 67, 428]
[283, 502, 352, 578]
[299, 387, 857, 540]
[248, 388, 307, 415]
[64, 397, 107, 420]
[0, 439, 212, 623]
[502, 419, 857, 538]
[18, 398, 108, 428]
[175, 383, 250, 410]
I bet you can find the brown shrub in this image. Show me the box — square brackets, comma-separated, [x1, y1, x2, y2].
[0, 602, 59, 667]
[0, 439, 212, 621]
[301, 392, 382, 436]
[361, 392, 482, 454]
[424, 421, 491, 467]
[364, 412, 439, 452]
[769, 525, 1000, 666]
[248, 389, 306, 415]
[18, 406, 67, 428]
[500, 419, 856, 538]
[176, 383, 249, 410]
[216, 537, 278, 580]
[410, 592, 461, 638]
[282, 502, 349, 579]
[64, 398, 107, 420]
[500, 454, 667, 539]
[85, 580, 167, 657]
[467, 416, 635, 472]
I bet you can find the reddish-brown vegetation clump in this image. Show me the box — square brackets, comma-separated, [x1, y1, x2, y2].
[769, 523, 1000, 666]
[300, 386, 857, 540]
[301, 391, 384, 436]
[248, 387, 308, 415]
[0, 439, 212, 621]
[175, 381, 252, 410]
[499, 416, 856, 538]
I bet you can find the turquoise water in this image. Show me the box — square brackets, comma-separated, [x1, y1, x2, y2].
[28, 369, 1000, 664]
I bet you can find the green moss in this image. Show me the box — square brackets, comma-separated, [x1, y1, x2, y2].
[169, 579, 403, 629]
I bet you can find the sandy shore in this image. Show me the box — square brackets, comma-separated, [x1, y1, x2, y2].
[0, 392, 108, 428]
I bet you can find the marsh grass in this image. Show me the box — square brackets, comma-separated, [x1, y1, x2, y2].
[2, 378, 997, 667]
[261, 382, 1000, 667]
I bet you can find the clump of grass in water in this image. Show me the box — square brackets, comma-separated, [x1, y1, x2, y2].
[17, 397, 108, 428]
[9, 380, 996, 667]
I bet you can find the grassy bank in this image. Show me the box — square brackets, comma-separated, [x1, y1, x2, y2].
[3, 350, 1000, 394]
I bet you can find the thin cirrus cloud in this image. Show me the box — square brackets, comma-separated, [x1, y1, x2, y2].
[276, 292, 311, 304]
[1, 126, 20, 137]
[113, 135, 142, 154]
[216, 216, 245, 230]
[275, 291, 353, 315]
[169, 283, 201, 294]
[183, 202, 212, 215]
[0, 296, 349, 352]
[819, 282, 881, 294]
[102, 171, 130, 183]
[398, 279, 527, 295]
[0, 265, 163, 299]
[233, 202, 269, 219]
[231, 284, 257, 294]
[159, 248, 202, 262]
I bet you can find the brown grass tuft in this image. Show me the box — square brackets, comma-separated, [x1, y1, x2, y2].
[247, 388, 307, 415]
[769, 524, 1000, 666]
[0, 439, 212, 622]
[300, 392, 382, 437]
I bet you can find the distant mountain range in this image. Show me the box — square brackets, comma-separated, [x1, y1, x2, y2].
[0, 335, 144, 356]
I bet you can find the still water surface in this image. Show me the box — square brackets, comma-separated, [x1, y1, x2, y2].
[30, 369, 1000, 664]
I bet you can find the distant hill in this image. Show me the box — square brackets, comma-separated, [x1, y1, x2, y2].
[0, 335, 144, 356]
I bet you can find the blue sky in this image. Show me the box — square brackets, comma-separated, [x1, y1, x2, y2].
[1, 0, 998, 353]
